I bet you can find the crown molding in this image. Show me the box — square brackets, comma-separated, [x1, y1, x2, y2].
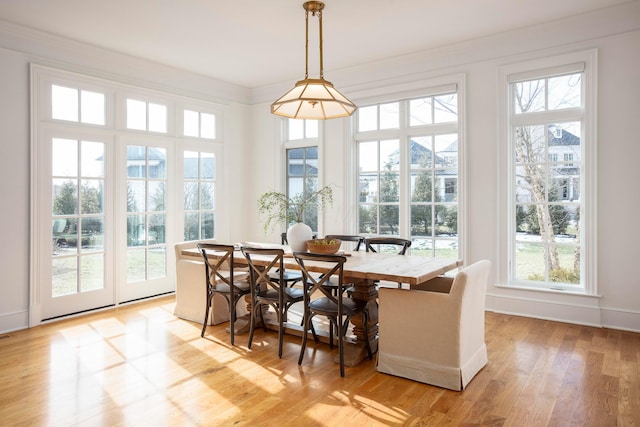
[0, 19, 251, 105]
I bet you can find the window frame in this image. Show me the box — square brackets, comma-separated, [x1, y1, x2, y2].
[351, 76, 465, 259]
[282, 119, 323, 234]
[177, 145, 220, 242]
[30, 64, 228, 324]
[498, 49, 598, 295]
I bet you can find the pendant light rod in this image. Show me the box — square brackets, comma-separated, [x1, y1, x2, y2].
[271, 1, 356, 120]
[304, 1, 325, 79]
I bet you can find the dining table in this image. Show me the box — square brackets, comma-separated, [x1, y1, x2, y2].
[182, 242, 462, 366]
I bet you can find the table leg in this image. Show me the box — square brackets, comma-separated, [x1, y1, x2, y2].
[337, 277, 378, 367]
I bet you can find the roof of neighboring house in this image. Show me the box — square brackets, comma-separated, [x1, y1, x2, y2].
[549, 127, 580, 146]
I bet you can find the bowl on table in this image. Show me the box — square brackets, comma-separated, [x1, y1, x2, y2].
[306, 239, 342, 254]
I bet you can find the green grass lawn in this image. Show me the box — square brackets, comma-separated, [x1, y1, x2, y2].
[52, 246, 166, 297]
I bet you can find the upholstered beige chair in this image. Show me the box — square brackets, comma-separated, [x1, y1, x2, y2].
[174, 240, 248, 326]
[377, 260, 491, 391]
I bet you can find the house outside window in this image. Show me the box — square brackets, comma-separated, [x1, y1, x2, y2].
[355, 86, 461, 258]
[284, 119, 320, 232]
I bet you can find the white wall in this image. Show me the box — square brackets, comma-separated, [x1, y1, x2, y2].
[0, 48, 31, 331]
[1, 2, 639, 333]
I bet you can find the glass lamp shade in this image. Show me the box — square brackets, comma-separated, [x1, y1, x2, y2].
[271, 78, 357, 120]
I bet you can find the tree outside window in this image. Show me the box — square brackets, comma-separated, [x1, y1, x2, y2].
[511, 72, 582, 285]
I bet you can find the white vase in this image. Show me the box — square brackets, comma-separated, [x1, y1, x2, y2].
[287, 222, 313, 252]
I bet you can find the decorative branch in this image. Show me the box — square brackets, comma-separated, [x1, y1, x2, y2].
[257, 185, 333, 234]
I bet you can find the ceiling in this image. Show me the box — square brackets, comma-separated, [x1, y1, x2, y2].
[0, 0, 632, 88]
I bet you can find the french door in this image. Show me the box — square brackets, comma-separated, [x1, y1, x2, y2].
[118, 140, 173, 302]
[40, 132, 174, 319]
[42, 130, 115, 319]
[31, 66, 227, 323]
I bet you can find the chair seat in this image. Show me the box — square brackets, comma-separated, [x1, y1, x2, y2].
[257, 286, 303, 301]
[281, 270, 303, 281]
[308, 296, 361, 317]
[269, 270, 302, 282]
[284, 287, 304, 299]
[214, 269, 249, 282]
[213, 274, 250, 293]
[322, 279, 354, 294]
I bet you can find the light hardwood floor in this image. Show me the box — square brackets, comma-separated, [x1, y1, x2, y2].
[1, 296, 638, 426]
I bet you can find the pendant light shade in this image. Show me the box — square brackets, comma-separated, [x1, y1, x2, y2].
[271, 1, 356, 120]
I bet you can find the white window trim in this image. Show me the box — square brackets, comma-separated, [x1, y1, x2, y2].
[174, 138, 225, 242]
[280, 119, 325, 236]
[497, 49, 598, 295]
[29, 64, 228, 326]
[349, 73, 467, 259]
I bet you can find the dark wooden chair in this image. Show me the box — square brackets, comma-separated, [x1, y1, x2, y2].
[274, 231, 317, 287]
[364, 237, 412, 288]
[293, 251, 372, 377]
[364, 237, 412, 254]
[197, 243, 251, 345]
[281, 231, 318, 245]
[241, 247, 304, 358]
[324, 234, 365, 252]
[317, 235, 365, 296]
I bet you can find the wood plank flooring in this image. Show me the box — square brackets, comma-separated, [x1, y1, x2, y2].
[0, 296, 638, 426]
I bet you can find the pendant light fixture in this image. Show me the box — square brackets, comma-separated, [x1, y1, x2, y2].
[271, 1, 356, 120]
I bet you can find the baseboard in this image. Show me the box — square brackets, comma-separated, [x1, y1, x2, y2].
[5, 294, 637, 334]
[600, 307, 640, 333]
[0, 309, 29, 334]
[487, 292, 640, 333]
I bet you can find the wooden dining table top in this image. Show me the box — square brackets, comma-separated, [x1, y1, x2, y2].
[182, 242, 462, 287]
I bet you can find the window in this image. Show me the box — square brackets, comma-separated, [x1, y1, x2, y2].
[356, 89, 460, 257]
[184, 110, 216, 139]
[564, 152, 574, 166]
[286, 146, 319, 230]
[126, 145, 167, 283]
[126, 98, 167, 133]
[503, 52, 596, 292]
[32, 65, 226, 320]
[52, 84, 105, 125]
[284, 119, 320, 231]
[288, 118, 318, 140]
[358, 137, 400, 234]
[183, 151, 216, 240]
[51, 138, 105, 296]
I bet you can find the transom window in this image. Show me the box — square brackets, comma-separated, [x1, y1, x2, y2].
[288, 118, 318, 140]
[184, 110, 216, 139]
[126, 98, 167, 133]
[52, 84, 105, 125]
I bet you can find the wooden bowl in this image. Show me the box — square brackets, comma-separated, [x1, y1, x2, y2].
[306, 239, 342, 254]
